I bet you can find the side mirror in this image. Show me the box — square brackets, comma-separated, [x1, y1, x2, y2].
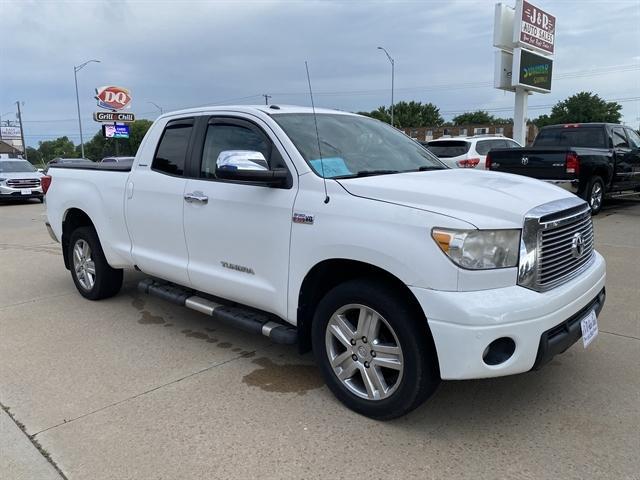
[215, 150, 288, 187]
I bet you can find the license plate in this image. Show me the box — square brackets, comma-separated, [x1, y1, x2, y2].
[580, 309, 598, 348]
[20, 189, 32, 195]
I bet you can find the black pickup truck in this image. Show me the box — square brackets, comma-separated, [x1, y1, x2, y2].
[486, 123, 640, 214]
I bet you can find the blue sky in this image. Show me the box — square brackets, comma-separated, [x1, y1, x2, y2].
[1, 0, 638, 147]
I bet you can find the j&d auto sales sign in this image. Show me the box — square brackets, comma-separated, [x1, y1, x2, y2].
[515, 0, 555, 55]
[95, 86, 132, 110]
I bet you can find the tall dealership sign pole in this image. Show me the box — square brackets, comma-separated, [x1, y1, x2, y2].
[494, 1, 555, 145]
[74, 59, 100, 159]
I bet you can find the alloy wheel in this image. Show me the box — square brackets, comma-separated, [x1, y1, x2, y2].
[325, 304, 404, 401]
[73, 239, 96, 290]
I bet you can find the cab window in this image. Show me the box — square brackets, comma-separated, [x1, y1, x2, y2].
[152, 119, 194, 176]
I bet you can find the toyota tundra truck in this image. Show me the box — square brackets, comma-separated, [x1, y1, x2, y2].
[43, 105, 606, 419]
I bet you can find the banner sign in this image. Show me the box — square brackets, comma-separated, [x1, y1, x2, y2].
[514, 0, 555, 55]
[0, 126, 21, 139]
[102, 124, 130, 139]
[94, 111, 135, 123]
[95, 86, 132, 110]
[512, 48, 553, 92]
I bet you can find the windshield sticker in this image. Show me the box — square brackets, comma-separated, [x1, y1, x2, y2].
[309, 157, 352, 178]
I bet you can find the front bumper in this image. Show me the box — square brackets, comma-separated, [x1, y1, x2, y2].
[0, 185, 43, 199]
[411, 251, 606, 380]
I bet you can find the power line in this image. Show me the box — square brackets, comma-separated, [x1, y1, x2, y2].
[17, 64, 639, 124]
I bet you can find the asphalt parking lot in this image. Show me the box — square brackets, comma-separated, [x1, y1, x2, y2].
[1, 199, 639, 480]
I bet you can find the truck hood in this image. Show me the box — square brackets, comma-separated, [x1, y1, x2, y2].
[0, 171, 43, 180]
[337, 169, 574, 229]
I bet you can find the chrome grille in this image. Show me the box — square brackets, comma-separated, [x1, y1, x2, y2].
[518, 197, 595, 292]
[7, 178, 41, 189]
[538, 209, 594, 290]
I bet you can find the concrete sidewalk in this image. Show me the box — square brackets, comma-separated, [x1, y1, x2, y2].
[0, 408, 62, 480]
[1, 199, 639, 479]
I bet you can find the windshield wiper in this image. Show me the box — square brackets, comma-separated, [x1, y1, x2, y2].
[417, 165, 445, 171]
[355, 169, 400, 177]
[333, 169, 400, 179]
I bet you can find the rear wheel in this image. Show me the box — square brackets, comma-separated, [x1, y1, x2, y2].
[583, 176, 604, 215]
[68, 227, 123, 300]
[312, 278, 440, 420]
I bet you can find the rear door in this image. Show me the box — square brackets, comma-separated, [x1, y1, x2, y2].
[182, 115, 297, 318]
[125, 118, 195, 286]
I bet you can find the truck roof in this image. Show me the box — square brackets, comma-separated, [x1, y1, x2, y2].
[157, 104, 358, 119]
[540, 122, 621, 129]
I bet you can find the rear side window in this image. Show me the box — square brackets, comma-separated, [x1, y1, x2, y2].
[475, 140, 508, 155]
[425, 140, 470, 158]
[152, 119, 194, 176]
[534, 127, 607, 148]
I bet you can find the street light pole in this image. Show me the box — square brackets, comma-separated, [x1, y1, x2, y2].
[148, 101, 163, 115]
[74, 59, 100, 159]
[377, 46, 395, 128]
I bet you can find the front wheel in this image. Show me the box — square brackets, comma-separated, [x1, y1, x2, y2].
[583, 175, 604, 215]
[68, 227, 123, 300]
[312, 278, 440, 420]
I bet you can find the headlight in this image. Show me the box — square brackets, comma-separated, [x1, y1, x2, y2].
[432, 228, 520, 269]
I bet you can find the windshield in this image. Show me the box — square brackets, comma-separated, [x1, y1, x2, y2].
[534, 127, 607, 148]
[272, 113, 445, 178]
[425, 140, 470, 158]
[0, 160, 36, 173]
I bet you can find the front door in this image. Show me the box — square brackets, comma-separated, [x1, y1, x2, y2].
[183, 116, 297, 318]
[611, 126, 637, 191]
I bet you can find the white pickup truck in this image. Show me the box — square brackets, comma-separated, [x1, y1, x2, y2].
[44, 105, 606, 419]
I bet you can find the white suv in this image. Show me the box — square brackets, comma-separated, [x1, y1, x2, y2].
[424, 135, 522, 169]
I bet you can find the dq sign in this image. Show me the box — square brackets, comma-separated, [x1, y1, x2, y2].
[95, 86, 132, 111]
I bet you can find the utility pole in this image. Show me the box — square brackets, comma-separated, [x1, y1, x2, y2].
[377, 47, 395, 128]
[262, 94, 272, 105]
[16, 101, 27, 160]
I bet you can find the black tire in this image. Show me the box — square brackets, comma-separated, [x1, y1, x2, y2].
[68, 226, 123, 300]
[312, 278, 440, 420]
[38, 197, 44, 203]
[583, 175, 604, 215]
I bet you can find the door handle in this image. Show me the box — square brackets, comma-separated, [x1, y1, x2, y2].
[184, 192, 208, 204]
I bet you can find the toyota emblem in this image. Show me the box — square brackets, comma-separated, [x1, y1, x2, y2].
[571, 232, 585, 259]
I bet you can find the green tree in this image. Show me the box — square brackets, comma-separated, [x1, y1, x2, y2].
[80, 119, 153, 161]
[452, 110, 497, 125]
[26, 147, 43, 167]
[37, 136, 79, 162]
[533, 92, 622, 127]
[358, 101, 444, 128]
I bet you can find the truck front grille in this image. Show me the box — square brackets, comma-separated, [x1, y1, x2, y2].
[7, 178, 41, 189]
[538, 209, 594, 290]
[518, 197, 595, 292]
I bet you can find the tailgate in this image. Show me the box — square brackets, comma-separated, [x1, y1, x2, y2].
[489, 148, 571, 180]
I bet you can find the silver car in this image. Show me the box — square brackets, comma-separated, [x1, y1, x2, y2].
[0, 159, 44, 202]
